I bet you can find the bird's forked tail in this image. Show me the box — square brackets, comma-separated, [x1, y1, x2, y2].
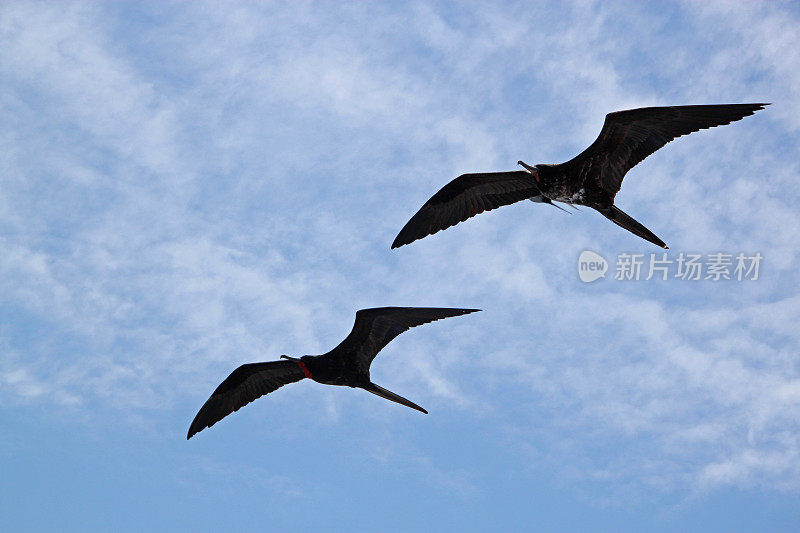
[599, 205, 668, 249]
[362, 382, 428, 414]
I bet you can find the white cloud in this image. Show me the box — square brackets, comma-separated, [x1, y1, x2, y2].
[1, 0, 799, 508]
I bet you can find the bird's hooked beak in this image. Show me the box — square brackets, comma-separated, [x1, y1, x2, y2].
[282, 355, 314, 379]
[518, 160, 542, 187]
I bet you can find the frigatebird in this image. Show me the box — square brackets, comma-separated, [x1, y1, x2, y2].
[392, 103, 768, 249]
[187, 307, 479, 439]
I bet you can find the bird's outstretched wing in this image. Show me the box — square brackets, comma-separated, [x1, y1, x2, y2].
[327, 307, 480, 371]
[558, 103, 769, 197]
[392, 171, 539, 248]
[187, 361, 307, 439]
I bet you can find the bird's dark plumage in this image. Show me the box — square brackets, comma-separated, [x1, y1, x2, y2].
[187, 361, 306, 439]
[392, 103, 768, 248]
[332, 306, 481, 372]
[187, 307, 480, 439]
[561, 104, 769, 197]
[392, 171, 538, 249]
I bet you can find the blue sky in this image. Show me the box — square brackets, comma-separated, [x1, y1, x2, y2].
[1, 1, 799, 531]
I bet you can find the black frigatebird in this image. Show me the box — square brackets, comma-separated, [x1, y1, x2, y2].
[392, 103, 769, 249]
[187, 307, 479, 439]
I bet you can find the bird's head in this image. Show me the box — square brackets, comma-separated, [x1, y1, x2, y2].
[517, 160, 537, 173]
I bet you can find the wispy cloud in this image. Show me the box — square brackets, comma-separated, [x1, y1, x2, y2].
[1, 1, 799, 519]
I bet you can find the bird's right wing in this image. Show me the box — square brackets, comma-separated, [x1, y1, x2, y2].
[392, 171, 539, 248]
[327, 307, 480, 372]
[187, 361, 307, 439]
[557, 103, 768, 198]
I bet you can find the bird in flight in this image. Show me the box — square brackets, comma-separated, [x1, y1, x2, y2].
[392, 103, 769, 249]
[187, 307, 479, 439]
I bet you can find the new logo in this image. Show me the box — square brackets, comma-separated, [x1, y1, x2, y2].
[578, 250, 608, 283]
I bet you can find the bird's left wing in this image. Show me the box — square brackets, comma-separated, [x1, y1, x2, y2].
[327, 307, 480, 371]
[557, 103, 768, 197]
[187, 360, 307, 439]
[392, 171, 538, 248]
